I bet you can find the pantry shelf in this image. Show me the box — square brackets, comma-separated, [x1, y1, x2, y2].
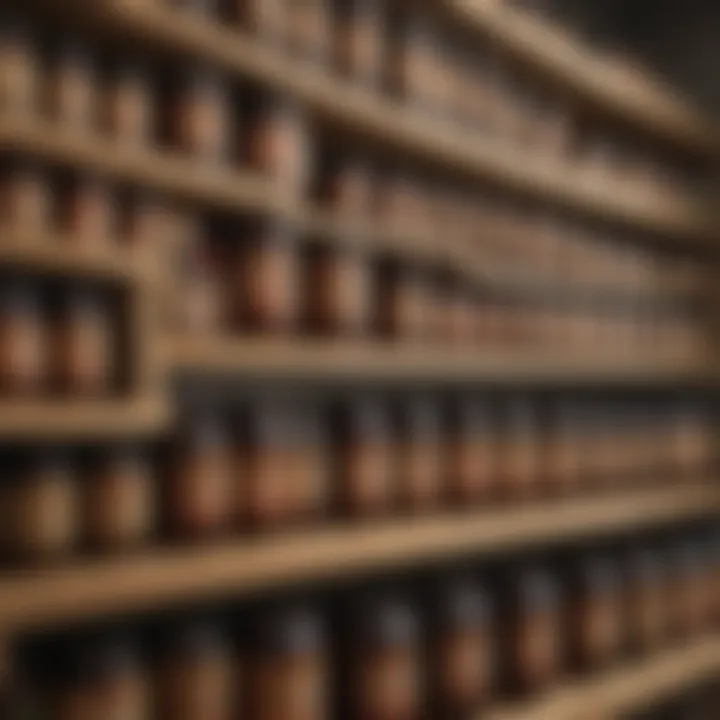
[0, 482, 716, 632]
[487, 637, 720, 720]
[440, 0, 720, 156]
[0, 239, 145, 283]
[167, 338, 715, 386]
[19, 1, 716, 243]
[0, 397, 170, 441]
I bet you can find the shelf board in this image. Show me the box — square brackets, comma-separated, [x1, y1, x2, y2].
[0, 116, 281, 216]
[488, 638, 720, 720]
[0, 238, 144, 283]
[0, 482, 716, 631]
[168, 337, 714, 386]
[21, 1, 716, 243]
[443, 0, 720, 156]
[0, 397, 170, 441]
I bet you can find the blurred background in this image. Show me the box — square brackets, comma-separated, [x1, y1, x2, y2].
[0, 0, 718, 718]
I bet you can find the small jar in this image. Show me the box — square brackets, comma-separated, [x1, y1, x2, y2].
[156, 621, 236, 720]
[377, 265, 430, 342]
[385, 13, 433, 109]
[102, 62, 154, 146]
[332, 0, 382, 86]
[335, 399, 395, 519]
[0, 162, 51, 236]
[225, 0, 286, 44]
[250, 607, 328, 720]
[231, 222, 299, 334]
[305, 244, 372, 336]
[169, 417, 234, 540]
[118, 190, 168, 256]
[506, 568, 561, 696]
[0, 284, 46, 396]
[54, 290, 114, 397]
[669, 543, 711, 640]
[431, 580, 494, 719]
[624, 549, 667, 656]
[396, 397, 443, 514]
[243, 402, 293, 530]
[83, 447, 155, 553]
[314, 153, 373, 218]
[348, 597, 422, 720]
[168, 70, 231, 163]
[285, 0, 330, 63]
[244, 96, 310, 195]
[57, 174, 116, 250]
[447, 400, 494, 507]
[45, 42, 96, 129]
[6, 453, 79, 562]
[569, 557, 622, 672]
[165, 0, 221, 16]
[0, 19, 39, 115]
[674, 406, 711, 476]
[541, 403, 580, 498]
[499, 401, 537, 503]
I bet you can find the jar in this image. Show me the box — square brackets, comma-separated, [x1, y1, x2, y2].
[45, 42, 96, 129]
[506, 568, 561, 696]
[332, 0, 382, 86]
[165, 0, 221, 16]
[84, 447, 155, 553]
[541, 403, 580, 498]
[243, 402, 293, 530]
[285, 0, 330, 63]
[624, 549, 666, 656]
[385, 13, 433, 109]
[54, 290, 114, 396]
[348, 597, 421, 720]
[569, 557, 622, 672]
[669, 543, 711, 640]
[102, 62, 154, 146]
[57, 174, 116, 250]
[231, 221, 298, 334]
[431, 580, 494, 719]
[397, 397, 442, 513]
[447, 400, 494, 507]
[250, 607, 328, 720]
[244, 96, 309, 194]
[674, 406, 711, 476]
[225, 0, 286, 44]
[314, 153, 373, 218]
[0, 19, 39, 115]
[118, 190, 168, 256]
[335, 399, 394, 518]
[156, 621, 236, 720]
[305, 244, 372, 336]
[0, 284, 46, 396]
[377, 265, 429, 342]
[499, 401, 537, 502]
[0, 162, 51, 236]
[290, 405, 330, 524]
[168, 70, 230, 163]
[6, 453, 79, 562]
[169, 417, 234, 539]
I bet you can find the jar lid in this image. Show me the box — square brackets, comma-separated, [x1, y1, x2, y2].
[250, 402, 295, 445]
[401, 397, 440, 438]
[23, 450, 74, 478]
[670, 542, 705, 577]
[626, 548, 664, 585]
[160, 619, 231, 660]
[183, 67, 228, 98]
[63, 290, 105, 317]
[107, 59, 150, 85]
[183, 415, 230, 449]
[513, 568, 558, 611]
[356, 597, 419, 648]
[0, 13, 32, 42]
[65, 634, 143, 683]
[254, 606, 325, 654]
[437, 579, 492, 629]
[100, 445, 151, 472]
[455, 400, 492, 432]
[347, 398, 390, 438]
[0, 283, 41, 315]
[574, 556, 619, 595]
[505, 400, 536, 432]
[53, 39, 93, 70]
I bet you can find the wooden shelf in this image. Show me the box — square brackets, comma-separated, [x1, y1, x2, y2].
[0, 482, 716, 632]
[442, 0, 720, 156]
[168, 338, 714, 386]
[0, 397, 170, 441]
[20, 1, 716, 243]
[0, 238, 144, 283]
[488, 638, 720, 720]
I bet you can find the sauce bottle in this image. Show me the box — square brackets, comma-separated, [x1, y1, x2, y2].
[0, 162, 51, 237]
[377, 265, 430, 342]
[46, 41, 96, 129]
[499, 400, 537, 502]
[102, 62, 154, 146]
[0, 18, 39, 115]
[624, 548, 667, 656]
[57, 173, 116, 251]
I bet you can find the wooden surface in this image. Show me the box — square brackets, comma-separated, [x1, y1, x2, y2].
[168, 337, 715, 385]
[0, 397, 170, 441]
[0, 482, 716, 631]
[443, 0, 720, 156]
[488, 637, 720, 720]
[18, 2, 716, 242]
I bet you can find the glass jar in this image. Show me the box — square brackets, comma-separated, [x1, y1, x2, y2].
[285, 0, 330, 64]
[225, 0, 286, 45]
[57, 173, 116, 250]
[377, 265, 430, 342]
[0, 161, 51, 236]
[624, 548, 666, 656]
[0, 18, 39, 115]
[46, 41, 96, 129]
[499, 401, 537, 502]
[102, 62, 154, 146]
[332, 0, 382, 87]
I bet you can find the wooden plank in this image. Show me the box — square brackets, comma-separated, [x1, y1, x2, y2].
[15, 2, 716, 242]
[167, 337, 715, 385]
[443, 0, 720, 156]
[487, 638, 720, 720]
[0, 482, 716, 631]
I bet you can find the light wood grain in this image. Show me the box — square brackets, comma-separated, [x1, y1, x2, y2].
[444, 0, 720, 156]
[17, 2, 716, 242]
[167, 337, 715, 385]
[488, 638, 720, 720]
[0, 482, 716, 631]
